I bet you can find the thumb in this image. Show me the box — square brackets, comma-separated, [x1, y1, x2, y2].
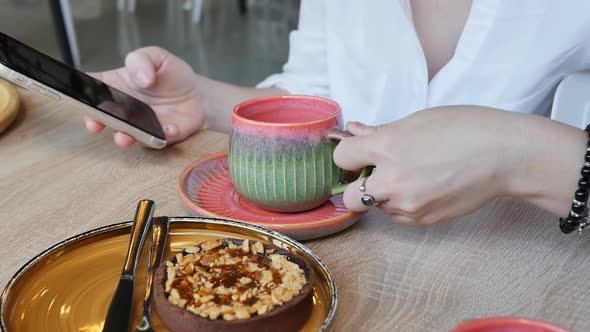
[333, 133, 377, 171]
[346, 121, 379, 136]
[124, 46, 169, 89]
[333, 122, 381, 171]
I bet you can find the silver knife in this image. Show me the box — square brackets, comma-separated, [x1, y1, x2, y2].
[103, 200, 155, 332]
[135, 216, 170, 332]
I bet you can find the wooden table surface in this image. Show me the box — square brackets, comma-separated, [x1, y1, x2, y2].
[1, 89, 590, 332]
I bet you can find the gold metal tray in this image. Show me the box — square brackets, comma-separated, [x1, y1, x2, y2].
[0, 79, 19, 134]
[1, 217, 336, 331]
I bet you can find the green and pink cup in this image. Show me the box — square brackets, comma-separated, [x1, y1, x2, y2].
[229, 95, 361, 212]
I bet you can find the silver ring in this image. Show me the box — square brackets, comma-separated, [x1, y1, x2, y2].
[361, 194, 375, 206]
[359, 176, 368, 192]
[359, 176, 375, 206]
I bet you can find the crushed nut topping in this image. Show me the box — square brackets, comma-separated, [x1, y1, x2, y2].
[165, 239, 307, 321]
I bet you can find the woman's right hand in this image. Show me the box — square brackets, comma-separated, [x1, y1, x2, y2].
[333, 106, 588, 225]
[86, 46, 207, 147]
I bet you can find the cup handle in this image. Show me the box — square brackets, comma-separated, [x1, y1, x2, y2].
[326, 128, 373, 195]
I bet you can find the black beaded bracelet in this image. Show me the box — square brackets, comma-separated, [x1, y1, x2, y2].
[559, 124, 590, 234]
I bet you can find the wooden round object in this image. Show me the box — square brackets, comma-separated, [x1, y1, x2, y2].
[0, 79, 20, 134]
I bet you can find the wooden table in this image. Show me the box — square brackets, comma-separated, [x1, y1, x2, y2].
[1, 89, 589, 331]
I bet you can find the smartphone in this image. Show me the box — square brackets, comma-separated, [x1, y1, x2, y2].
[0, 32, 166, 149]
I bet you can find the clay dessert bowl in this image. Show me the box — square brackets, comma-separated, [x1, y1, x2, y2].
[154, 238, 316, 332]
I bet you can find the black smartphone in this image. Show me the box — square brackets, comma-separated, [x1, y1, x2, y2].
[0, 32, 166, 148]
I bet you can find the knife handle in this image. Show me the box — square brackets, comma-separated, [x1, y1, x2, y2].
[122, 200, 155, 275]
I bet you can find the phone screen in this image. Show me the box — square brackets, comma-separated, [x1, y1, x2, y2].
[0, 33, 165, 140]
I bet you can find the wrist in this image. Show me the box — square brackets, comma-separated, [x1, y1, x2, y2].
[192, 73, 213, 130]
[496, 114, 534, 199]
[503, 115, 587, 215]
[492, 115, 530, 200]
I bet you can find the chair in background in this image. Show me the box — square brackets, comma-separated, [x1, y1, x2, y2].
[48, 0, 80, 68]
[116, 0, 247, 24]
[48, 0, 249, 68]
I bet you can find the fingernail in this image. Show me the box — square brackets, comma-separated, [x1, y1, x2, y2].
[346, 122, 361, 132]
[164, 124, 177, 137]
[350, 121, 365, 127]
[135, 72, 151, 88]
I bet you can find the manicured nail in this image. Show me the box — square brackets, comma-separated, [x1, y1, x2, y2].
[346, 121, 365, 132]
[164, 124, 177, 137]
[349, 121, 367, 128]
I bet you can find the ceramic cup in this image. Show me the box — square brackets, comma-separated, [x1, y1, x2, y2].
[229, 95, 363, 212]
[451, 317, 573, 332]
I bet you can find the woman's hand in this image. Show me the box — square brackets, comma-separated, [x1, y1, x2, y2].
[86, 47, 206, 147]
[333, 106, 562, 225]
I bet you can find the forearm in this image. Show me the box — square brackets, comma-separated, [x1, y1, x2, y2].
[503, 113, 587, 216]
[195, 74, 287, 133]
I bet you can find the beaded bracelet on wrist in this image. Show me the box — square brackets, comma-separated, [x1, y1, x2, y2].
[559, 124, 590, 234]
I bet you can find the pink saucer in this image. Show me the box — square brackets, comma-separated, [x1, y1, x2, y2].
[178, 152, 361, 240]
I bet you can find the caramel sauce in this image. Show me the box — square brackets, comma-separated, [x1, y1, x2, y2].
[242, 295, 258, 306]
[170, 276, 195, 307]
[251, 271, 262, 282]
[250, 254, 270, 266]
[212, 269, 242, 288]
[212, 293, 233, 305]
[226, 247, 246, 258]
[171, 241, 288, 307]
[272, 270, 282, 285]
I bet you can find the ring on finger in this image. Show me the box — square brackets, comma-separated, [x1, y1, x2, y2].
[361, 193, 376, 206]
[358, 176, 376, 206]
[359, 176, 369, 192]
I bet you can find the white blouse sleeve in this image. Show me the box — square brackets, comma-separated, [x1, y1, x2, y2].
[256, 0, 330, 97]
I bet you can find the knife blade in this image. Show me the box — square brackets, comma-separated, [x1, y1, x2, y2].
[135, 216, 170, 331]
[103, 200, 155, 332]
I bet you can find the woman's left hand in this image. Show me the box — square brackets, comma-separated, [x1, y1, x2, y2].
[333, 106, 525, 225]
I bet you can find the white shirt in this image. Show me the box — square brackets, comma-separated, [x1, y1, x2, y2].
[258, 0, 590, 126]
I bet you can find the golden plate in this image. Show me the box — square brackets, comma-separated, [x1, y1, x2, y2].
[0, 217, 337, 331]
[0, 79, 19, 134]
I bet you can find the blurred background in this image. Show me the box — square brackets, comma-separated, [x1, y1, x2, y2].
[0, 0, 300, 86]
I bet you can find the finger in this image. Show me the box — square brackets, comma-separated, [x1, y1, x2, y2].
[389, 214, 437, 226]
[333, 134, 378, 171]
[124, 46, 169, 89]
[389, 214, 415, 225]
[85, 117, 106, 133]
[346, 121, 379, 137]
[162, 123, 180, 141]
[342, 172, 389, 212]
[113, 131, 136, 148]
[376, 199, 419, 218]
